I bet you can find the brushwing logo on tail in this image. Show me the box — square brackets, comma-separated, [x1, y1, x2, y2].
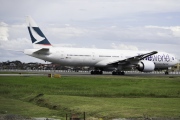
[29, 23, 45, 44]
[26, 16, 51, 49]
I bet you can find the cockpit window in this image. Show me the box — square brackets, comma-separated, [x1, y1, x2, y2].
[172, 57, 174, 60]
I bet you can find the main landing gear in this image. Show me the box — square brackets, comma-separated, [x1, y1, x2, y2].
[165, 71, 169, 75]
[91, 70, 103, 75]
[112, 71, 125, 75]
[90, 69, 125, 75]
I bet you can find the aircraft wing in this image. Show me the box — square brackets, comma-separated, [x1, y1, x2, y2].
[33, 48, 50, 55]
[108, 51, 158, 65]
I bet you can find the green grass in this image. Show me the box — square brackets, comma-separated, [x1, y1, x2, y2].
[42, 95, 180, 119]
[0, 76, 180, 119]
[0, 96, 60, 118]
[0, 71, 34, 74]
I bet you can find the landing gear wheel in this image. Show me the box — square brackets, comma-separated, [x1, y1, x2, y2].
[121, 71, 125, 75]
[112, 71, 116, 75]
[165, 71, 169, 75]
[91, 71, 94, 74]
[112, 71, 125, 75]
[91, 70, 103, 75]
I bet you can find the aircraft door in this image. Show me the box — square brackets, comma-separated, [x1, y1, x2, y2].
[92, 52, 95, 60]
[60, 51, 64, 59]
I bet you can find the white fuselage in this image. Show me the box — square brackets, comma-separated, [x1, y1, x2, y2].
[24, 47, 178, 71]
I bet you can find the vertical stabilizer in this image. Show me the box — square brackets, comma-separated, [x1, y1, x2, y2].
[26, 16, 52, 48]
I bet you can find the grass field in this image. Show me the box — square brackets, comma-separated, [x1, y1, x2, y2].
[0, 75, 180, 119]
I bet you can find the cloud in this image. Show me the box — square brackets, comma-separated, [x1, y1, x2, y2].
[0, 21, 34, 62]
[1, 0, 180, 23]
[91, 25, 180, 46]
[0, 21, 31, 50]
[111, 43, 138, 50]
[48, 25, 88, 39]
[145, 25, 180, 38]
[0, 38, 31, 50]
[0, 22, 9, 41]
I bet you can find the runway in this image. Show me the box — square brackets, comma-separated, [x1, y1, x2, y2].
[1, 70, 180, 77]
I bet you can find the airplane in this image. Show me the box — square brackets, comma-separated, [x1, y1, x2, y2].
[24, 16, 178, 75]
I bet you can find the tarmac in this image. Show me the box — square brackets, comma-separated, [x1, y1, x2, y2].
[1, 70, 180, 77]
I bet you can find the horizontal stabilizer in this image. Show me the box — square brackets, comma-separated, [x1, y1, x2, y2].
[33, 48, 50, 55]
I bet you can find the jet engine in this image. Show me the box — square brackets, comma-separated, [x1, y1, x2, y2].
[137, 60, 155, 72]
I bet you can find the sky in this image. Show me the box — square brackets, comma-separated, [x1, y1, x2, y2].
[1, 0, 180, 63]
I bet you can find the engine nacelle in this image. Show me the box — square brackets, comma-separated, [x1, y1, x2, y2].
[137, 60, 155, 72]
